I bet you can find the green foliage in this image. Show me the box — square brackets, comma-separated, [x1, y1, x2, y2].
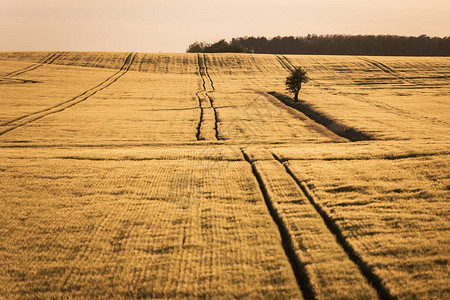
[285, 66, 309, 101]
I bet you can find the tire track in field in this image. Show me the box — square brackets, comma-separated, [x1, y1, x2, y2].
[0, 52, 137, 136]
[195, 91, 204, 141]
[278, 54, 332, 92]
[360, 57, 450, 89]
[275, 55, 377, 141]
[279, 55, 447, 126]
[359, 57, 419, 86]
[195, 54, 205, 140]
[3, 52, 62, 77]
[276, 55, 293, 72]
[195, 54, 219, 140]
[241, 150, 316, 300]
[356, 58, 449, 125]
[202, 54, 215, 91]
[203, 54, 220, 140]
[272, 153, 396, 300]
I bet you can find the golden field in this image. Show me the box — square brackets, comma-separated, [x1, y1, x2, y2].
[0, 51, 448, 299]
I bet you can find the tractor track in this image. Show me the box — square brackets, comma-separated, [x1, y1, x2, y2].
[243, 147, 393, 299]
[278, 54, 322, 90]
[202, 54, 215, 91]
[195, 91, 204, 140]
[274, 54, 376, 141]
[203, 55, 220, 140]
[359, 57, 413, 84]
[195, 54, 205, 140]
[276, 55, 293, 72]
[355, 58, 448, 124]
[4, 52, 62, 77]
[206, 92, 219, 140]
[195, 54, 219, 140]
[277, 55, 446, 126]
[241, 150, 316, 300]
[0, 52, 137, 136]
[359, 57, 448, 91]
[272, 153, 396, 300]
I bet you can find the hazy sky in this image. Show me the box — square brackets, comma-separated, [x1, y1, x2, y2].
[1, 0, 449, 52]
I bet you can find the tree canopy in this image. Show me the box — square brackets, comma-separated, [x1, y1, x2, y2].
[285, 66, 310, 101]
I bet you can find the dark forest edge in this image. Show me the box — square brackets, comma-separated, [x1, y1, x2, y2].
[186, 35, 450, 56]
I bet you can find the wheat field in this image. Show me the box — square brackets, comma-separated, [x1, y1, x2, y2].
[0, 51, 448, 299]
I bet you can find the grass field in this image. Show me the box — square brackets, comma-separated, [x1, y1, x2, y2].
[0, 51, 448, 299]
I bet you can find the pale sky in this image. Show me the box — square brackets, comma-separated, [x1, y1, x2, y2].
[1, 0, 449, 52]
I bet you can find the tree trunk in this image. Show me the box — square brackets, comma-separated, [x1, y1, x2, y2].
[294, 84, 301, 101]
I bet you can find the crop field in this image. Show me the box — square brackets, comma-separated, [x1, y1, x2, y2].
[0, 51, 449, 299]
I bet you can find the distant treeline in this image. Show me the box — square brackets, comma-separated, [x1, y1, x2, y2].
[186, 35, 450, 56]
[186, 40, 249, 54]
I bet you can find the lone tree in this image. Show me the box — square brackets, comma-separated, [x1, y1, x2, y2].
[285, 66, 309, 101]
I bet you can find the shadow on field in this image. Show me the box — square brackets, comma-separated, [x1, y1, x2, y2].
[268, 92, 375, 142]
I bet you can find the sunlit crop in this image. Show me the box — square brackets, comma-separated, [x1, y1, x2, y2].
[0, 51, 448, 299]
